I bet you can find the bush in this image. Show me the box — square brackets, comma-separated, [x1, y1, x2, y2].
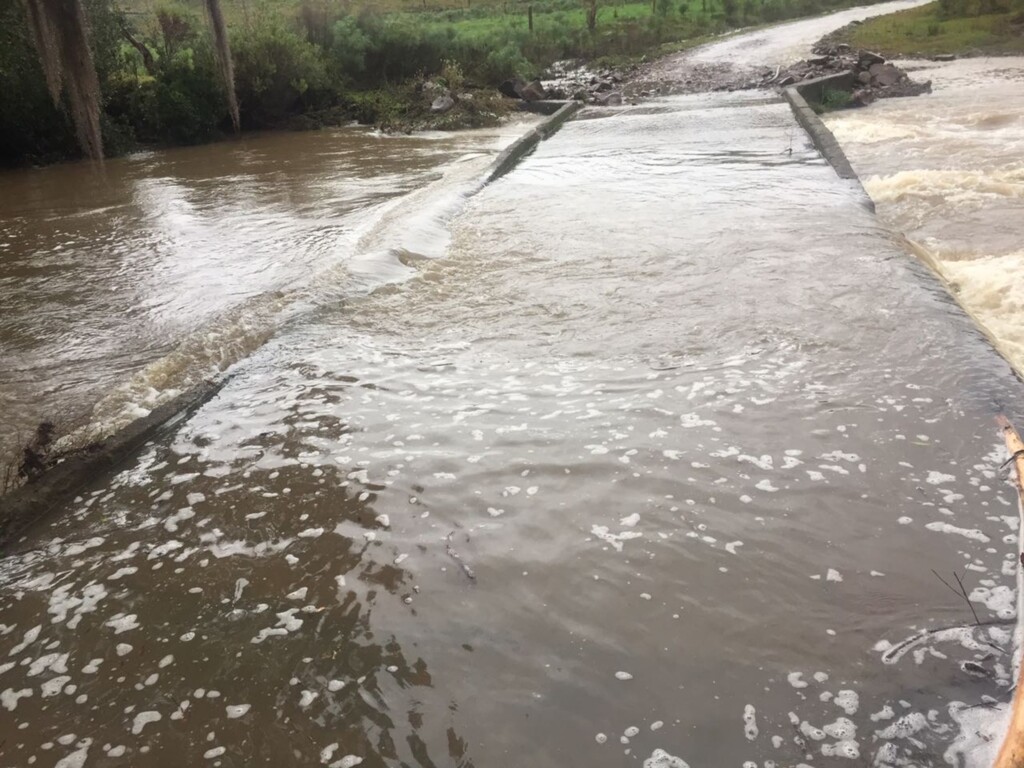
[231, 19, 329, 126]
[106, 46, 227, 145]
[328, 15, 372, 79]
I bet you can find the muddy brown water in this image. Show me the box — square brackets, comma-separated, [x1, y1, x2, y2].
[2, 9, 1024, 768]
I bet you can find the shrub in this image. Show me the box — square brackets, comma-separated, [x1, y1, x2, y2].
[231, 19, 328, 126]
[328, 15, 372, 79]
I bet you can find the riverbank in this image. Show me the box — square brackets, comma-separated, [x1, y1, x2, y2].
[1, 0, 912, 166]
[817, 0, 1024, 56]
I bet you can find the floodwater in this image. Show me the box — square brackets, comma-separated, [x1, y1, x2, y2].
[3, 11, 1024, 768]
[0, 123, 532, 464]
[826, 57, 1024, 376]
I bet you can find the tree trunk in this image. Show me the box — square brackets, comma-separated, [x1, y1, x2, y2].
[586, 0, 597, 30]
[118, 17, 155, 76]
[204, 0, 240, 133]
[22, 0, 104, 160]
[994, 415, 1024, 768]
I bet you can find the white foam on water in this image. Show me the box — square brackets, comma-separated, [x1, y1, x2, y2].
[743, 704, 758, 740]
[925, 521, 990, 543]
[591, 525, 643, 552]
[54, 739, 91, 768]
[1, 687, 32, 711]
[131, 710, 161, 735]
[834, 690, 858, 716]
[225, 704, 250, 719]
[643, 749, 690, 768]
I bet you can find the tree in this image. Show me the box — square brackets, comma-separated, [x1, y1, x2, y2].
[203, 0, 240, 134]
[22, 0, 104, 159]
[19, 0, 239, 160]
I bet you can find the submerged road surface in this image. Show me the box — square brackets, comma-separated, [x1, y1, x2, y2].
[2, 10, 1024, 768]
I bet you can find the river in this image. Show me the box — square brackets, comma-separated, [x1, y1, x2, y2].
[1, 5, 1023, 768]
[826, 56, 1024, 377]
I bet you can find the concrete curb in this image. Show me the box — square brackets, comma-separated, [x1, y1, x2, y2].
[782, 73, 877, 211]
[782, 73, 860, 182]
[0, 379, 226, 548]
[486, 101, 583, 183]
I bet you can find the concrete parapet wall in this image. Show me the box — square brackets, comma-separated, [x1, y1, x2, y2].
[487, 101, 582, 183]
[783, 73, 860, 182]
[0, 380, 225, 547]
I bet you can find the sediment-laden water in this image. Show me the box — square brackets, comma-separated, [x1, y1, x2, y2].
[0, 122, 533, 464]
[2, 7, 1023, 767]
[827, 56, 1024, 375]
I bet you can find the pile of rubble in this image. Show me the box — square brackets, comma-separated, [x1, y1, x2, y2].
[760, 44, 932, 106]
[497, 61, 632, 107]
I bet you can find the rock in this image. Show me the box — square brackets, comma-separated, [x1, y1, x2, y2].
[857, 71, 872, 84]
[594, 91, 623, 106]
[430, 94, 455, 113]
[870, 63, 902, 87]
[498, 78, 526, 99]
[807, 56, 830, 65]
[859, 51, 886, 67]
[933, 53, 957, 61]
[836, 43, 851, 53]
[850, 88, 875, 107]
[779, 75, 796, 86]
[519, 79, 546, 101]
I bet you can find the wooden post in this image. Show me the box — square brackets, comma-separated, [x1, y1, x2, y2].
[994, 415, 1024, 768]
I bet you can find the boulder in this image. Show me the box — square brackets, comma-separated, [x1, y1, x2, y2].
[933, 53, 957, 61]
[430, 94, 455, 113]
[498, 78, 526, 99]
[859, 51, 885, 68]
[870, 63, 902, 87]
[519, 79, 546, 101]
[857, 70, 872, 84]
[594, 91, 623, 106]
[850, 88, 876, 107]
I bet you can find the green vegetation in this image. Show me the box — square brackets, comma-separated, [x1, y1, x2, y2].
[843, 0, 1024, 56]
[813, 86, 852, 111]
[2, 0, 902, 166]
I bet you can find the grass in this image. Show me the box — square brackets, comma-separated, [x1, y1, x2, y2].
[844, 1, 1024, 56]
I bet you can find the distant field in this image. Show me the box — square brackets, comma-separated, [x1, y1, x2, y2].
[845, 1, 1024, 55]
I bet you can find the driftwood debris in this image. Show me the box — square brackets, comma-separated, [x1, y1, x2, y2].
[993, 415, 1024, 768]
